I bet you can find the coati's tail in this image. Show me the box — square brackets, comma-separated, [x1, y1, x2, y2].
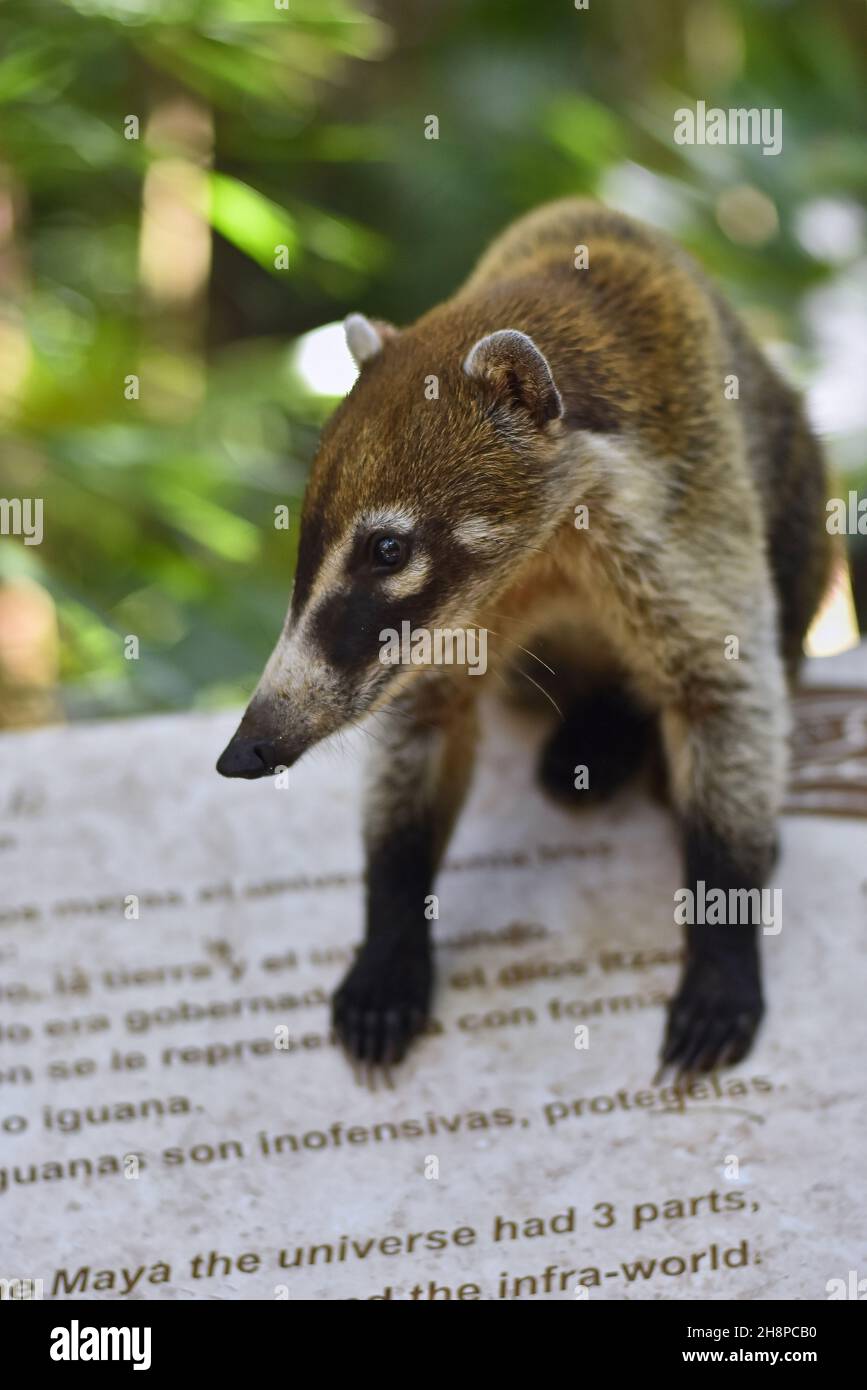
[537, 686, 655, 804]
[765, 418, 833, 687]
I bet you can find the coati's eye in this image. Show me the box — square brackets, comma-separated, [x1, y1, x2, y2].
[371, 535, 407, 571]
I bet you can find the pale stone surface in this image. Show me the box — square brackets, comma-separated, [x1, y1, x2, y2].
[0, 648, 865, 1301]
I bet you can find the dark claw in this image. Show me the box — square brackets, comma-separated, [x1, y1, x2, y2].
[360, 1010, 380, 1065]
[661, 961, 763, 1077]
[675, 1018, 717, 1077]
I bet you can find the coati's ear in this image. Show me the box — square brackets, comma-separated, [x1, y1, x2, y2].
[463, 329, 563, 428]
[344, 313, 398, 369]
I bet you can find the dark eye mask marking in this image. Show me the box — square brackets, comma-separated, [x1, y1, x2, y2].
[309, 575, 450, 673]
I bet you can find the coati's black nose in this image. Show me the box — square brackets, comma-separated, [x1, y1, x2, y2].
[216, 737, 278, 779]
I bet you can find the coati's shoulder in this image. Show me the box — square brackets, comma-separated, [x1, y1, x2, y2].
[459, 197, 672, 293]
[445, 200, 730, 457]
[457, 198, 734, 365]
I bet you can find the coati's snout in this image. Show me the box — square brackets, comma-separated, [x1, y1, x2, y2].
[216, 737, 273, 779]
[216, 693, 310, 779]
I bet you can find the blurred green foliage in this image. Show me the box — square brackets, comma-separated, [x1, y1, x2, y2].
[0, 0, 865, 723]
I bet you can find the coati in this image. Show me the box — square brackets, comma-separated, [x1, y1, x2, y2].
[217, 199, 831, 1074]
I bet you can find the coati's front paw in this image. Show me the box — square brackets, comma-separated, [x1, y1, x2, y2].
[332, 941, 432, 1066]
[661, 955, 764, 1075]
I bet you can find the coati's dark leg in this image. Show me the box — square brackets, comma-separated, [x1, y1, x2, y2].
[659, 650, 787, 1074]
[332, 678, 477, 1066]
[537, 684, 653, 803]
[662, 820, 770, 1073]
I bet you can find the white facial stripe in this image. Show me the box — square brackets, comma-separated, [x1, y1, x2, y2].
[254, 620, 344, 736]
[254, 506, 423, 710]
[254, 528, 353, 712]
[304, 530, 354, 612]
[380, 551, 431, 599]
[296, 508, 420, 613]
[360, 507, 419, 534]
[452, 516, 506, 551]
